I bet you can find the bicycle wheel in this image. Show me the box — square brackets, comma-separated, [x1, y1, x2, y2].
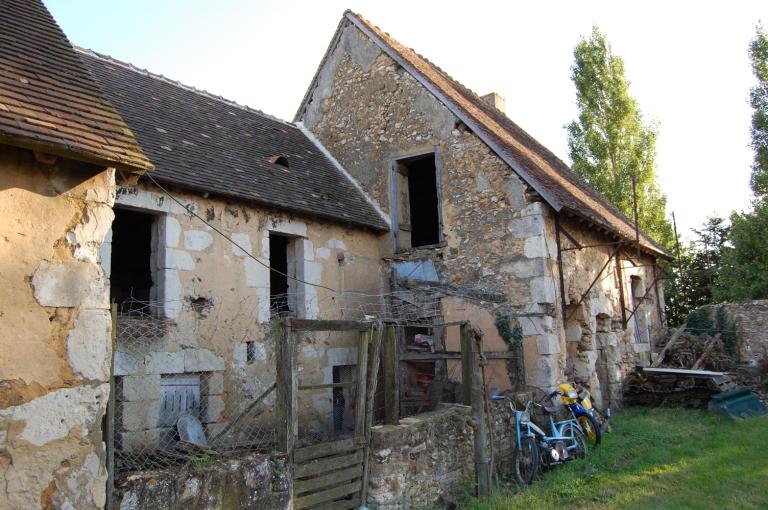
[513, 436, 539, 485]
[578, 413, 602, 446]
[562, 422, 588, 460]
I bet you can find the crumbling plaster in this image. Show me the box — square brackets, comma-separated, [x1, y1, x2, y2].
[111, 182, 385, 447]
[0, 146, 115, 510]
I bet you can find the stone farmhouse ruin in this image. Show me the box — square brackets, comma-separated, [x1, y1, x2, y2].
[0, 2, 669, 509]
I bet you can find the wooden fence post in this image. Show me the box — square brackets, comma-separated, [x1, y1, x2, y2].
[275, 318, 297, 456]
[106, 304, 117, 510]
[361, 326, 382, 505]
[354, 329, 370, 437]
[383, 324, 399, 425]
[460, 323, 474, 406]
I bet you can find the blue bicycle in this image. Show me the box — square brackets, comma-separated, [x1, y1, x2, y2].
[505, 391, 588, 485]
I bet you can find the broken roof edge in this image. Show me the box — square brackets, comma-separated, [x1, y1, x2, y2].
[76, 47, 296, 130]
[295, 10, 668, 259]
[296, 121, 391, 231]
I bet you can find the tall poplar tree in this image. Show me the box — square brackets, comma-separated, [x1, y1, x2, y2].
[567, 27, 673, 249]
[748, 24, 768, 197]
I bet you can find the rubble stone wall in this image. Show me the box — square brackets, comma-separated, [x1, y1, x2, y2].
[114, 453, 290, 510]
[700, 301, 768, 364]
[301, 21, 561, 390]
[110, 183, 385, 449]
[0, 146, 116, 510]
[367, 403, 516, 509]
[554, 215, 665, 408]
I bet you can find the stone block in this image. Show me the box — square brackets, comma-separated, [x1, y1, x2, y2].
[161, 269, 182, 318]
[475, 171, 492, 192]
[184, 348, 225, 372]
[184, 230, 213, 251]
[144, 351, 185, 375]
[529, 276, 556, 304]
[507, 215, 544, 239]
[244, 258, 270, 287]
[114, 351, 140, 376]
[316, 247, 331, 260]
[202, 373, 224, 395]
[524, 236, 548, 259]
[231, 233, 252, 256]
[565, 323, 582, 343]
[536, 334, 561, 355]
[66, 309, 112, 381]
[120, 399, 161, 431]
[121, 375, 161, 402]
[202, 395, 225, 423]
[166, 248, 195, 270]
[32, 260, 108, 308]
[118, 428, 161, 451]
[161, 215, 181, 248]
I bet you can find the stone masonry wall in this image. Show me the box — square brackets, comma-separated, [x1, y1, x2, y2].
[700, 301, 768, 364]
[115, 453, 290, 510]
[367, 403, 516, 509]
[109, 183, 385, 451]
[552, 214, 665, 408]
[0, 146, 116, 509]
[301, 21, 561, 390]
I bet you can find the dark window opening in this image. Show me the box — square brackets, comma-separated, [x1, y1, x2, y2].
[332, 365, 354, 435]
[246, 341, 257, 364]
[269, 234, 290, 314]
[269, 155, 290, 169]
[398, 154, 440, 248]
[111, 208, 154, 312]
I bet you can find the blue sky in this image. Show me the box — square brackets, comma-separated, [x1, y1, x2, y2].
[45, 0, 768, 239]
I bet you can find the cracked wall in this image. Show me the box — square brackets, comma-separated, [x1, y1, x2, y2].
[0, 146, 115, 510]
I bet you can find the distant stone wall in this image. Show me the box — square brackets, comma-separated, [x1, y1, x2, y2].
[115, 453, 290, 510]
[367, 403, 516, 509]
[700, 301, 768, 364]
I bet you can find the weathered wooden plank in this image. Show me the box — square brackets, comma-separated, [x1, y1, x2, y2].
[301, 495, 359, 510]
[290, 319, 372, 331]
[294, 466, 361, 495]
[470, 328, 491, 498]
[361, 328, 382, 504]
[294, 438, 357, 463]
[294, 451, 364, 479]
[400, 351, 521, 361]
[295, 480, 361, 509]
[298, 382, 356, 391]
[460, 324, 473, 406]
[275, 318, 297, 455]
[384, 325, 399, 425]
[354, 330, 369, 436]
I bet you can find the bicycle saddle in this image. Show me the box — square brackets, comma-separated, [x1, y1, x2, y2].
[542, 401, 563, 414]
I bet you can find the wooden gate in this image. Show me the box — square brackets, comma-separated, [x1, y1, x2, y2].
[275, 319, 381, 510]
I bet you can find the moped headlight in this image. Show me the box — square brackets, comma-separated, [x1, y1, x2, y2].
[567, 390, 578, 399]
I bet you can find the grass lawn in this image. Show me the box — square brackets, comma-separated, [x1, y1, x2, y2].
[460, 407, 768, 510]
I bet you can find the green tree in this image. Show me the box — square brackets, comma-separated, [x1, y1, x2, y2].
[664, 217, 729, 326]
[749, 25, 768, 197]
[567, 27, 674, 249]
[716, 202, 768, 301]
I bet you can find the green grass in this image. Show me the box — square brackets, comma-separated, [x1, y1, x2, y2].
[460, 408, 768, 510]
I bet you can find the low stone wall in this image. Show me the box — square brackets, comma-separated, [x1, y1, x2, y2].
[115, 454, 290, 510]
[367, 403, 517, 509]
[701, 301, 768, 364]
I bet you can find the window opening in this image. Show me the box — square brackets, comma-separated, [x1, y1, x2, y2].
[395, 153, 441, 249]
[111, 208, 155, 313]
[246, 341, 257, 364]
[269, 233, 290, 314]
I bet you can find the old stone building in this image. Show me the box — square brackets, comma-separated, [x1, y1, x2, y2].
[296, 12, 668, 408]
[1, 4, 669, 509]
[0, 2, 152, 509]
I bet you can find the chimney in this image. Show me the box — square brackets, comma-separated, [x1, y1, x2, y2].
[481, 92, 506, 114]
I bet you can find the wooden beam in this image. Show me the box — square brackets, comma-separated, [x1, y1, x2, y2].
[361, 327, 382, 505]
[290, 319, 373, 331]
[275, 318, 297, 455]
[294, 451, 364, 478]
[470, 328, 491, 497]
[295, 480, 361, 509]
[295, 466, 362, 495]
[615, 252, 628, 329]
[383, 325, 399, 425]
[294, 438, 357, 463]
[400, 351, 520, 361]
[298, 382, 356, 391]
[460, 324, 474, 406]
[354, 330, 370, 436]
[106, 304, 117, 510]
[555, 215, 568, 324]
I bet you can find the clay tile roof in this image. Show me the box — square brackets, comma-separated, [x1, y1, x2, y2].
[314, 11, 666, 256]
[0, 0, 152, 172]
[79, 50, 389, 231]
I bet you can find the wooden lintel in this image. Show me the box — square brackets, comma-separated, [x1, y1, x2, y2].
[400, 351, 518, 361]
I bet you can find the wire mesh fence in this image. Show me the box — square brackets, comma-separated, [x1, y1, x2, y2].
[112, 299, 276, 474]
